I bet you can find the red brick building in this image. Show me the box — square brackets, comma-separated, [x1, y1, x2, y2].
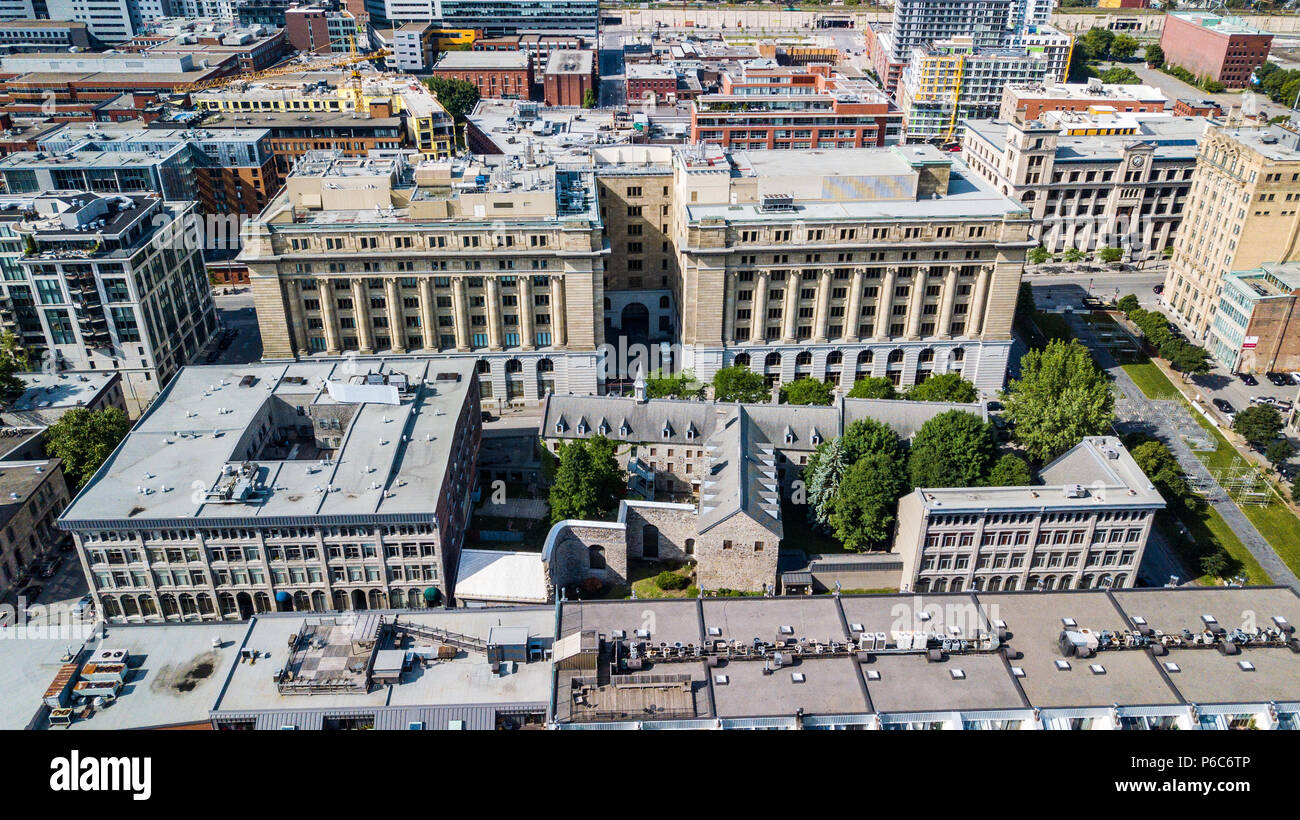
[430, 51, 533, 100]
[1172, 98, 1223, 117]
[625, 63, 676, 105]
[1160, 13, 1272, 89]
[690, 62, 902, 150]
[999, 80, 1168, 122]
[543, 49, 595, 107]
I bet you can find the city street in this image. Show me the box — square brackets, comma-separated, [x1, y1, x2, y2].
[205, 289, 262, 366]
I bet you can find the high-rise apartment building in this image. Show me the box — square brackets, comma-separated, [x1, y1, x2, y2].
[10, 193, 217, 413]
[1163, 124, 1300, 343]
[887, 0, 1014, 64]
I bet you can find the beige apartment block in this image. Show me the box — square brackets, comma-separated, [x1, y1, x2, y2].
[240, 151, 608, 403]
[673, 144, 1033, 393]
[1164, 123, 1300, 343]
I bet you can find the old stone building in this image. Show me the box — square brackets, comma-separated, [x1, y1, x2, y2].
[240, 151, 607, 401]
[1163, 123, 1300, 344]
[894, 437, 1164, 594]
[672, 144, 1032, 393]
[540, 388, 983, 501]
[540, 405, 783, 594]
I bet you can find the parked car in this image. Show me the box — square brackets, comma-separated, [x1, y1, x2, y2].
[1267, 372, 1292, 387]
[1212, 398, 1236, 415]
[1239, 373, 1258, 386]
[1250, 395, 1275, 405]
[1153, 284, 1164, 294]
[1290, 372, 1300, 385]
[71, 595, 93, 618]
[38, 557, 61, 578]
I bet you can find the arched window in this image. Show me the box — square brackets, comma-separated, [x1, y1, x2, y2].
[795, 351, 813, 367]
[888, 349, 905, 364]
[919, 348, 935, 364]
[826, 350, 843, 366]
[733, 353, 751, 368]
[477, 359, 491, 375]
[642, 525, 659, 559]
[764, 352, 782, 369]
[684, 538, 695, 555]
[857, 350, 874, 366]
[588, 545, 606, 570]
[537, 358, 554, 373]
[1004, 577, 1018, 591]
[951, 347, 965, 362]
[505, 358, 523, 373]
[659, 295, 670, 309]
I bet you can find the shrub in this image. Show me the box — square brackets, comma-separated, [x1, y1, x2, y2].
[654, 570, 691, 591]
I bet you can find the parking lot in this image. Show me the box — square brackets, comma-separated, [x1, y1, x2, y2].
[2, 542, 90, 625]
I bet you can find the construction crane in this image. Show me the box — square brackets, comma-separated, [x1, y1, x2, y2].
[175, 44, 391, 95]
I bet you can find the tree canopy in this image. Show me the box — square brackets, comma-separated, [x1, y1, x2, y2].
[645, 370, 702, 399]
[548, 436, 622, 523]
[424, 77, 480, 121]
[1232, 405, 1284, 446]
[711, 365, 768, 403]
[906, 372, 977, 403]
[1002, 339, 1115, 463]
[45, 407, 133, 488]
[0, 330, 27, 404]
[847, 376, 896, 400]
[986, 453, 1033, 486]
[826, 453, 909, 551]
[907, 410, 996, 489]
[781, 377, 835, 406]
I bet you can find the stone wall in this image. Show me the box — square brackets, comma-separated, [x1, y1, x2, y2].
[544, 521, 629, 595]
[623, 502, 697, 563]
[694, 515, 780, 593]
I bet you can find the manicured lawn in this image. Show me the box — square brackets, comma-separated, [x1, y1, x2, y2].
[1119, 353, 1300, 581]
[628, 560, 695, 599]
[1031, 311, 1074, 344]
[1122, 359, 1181, 399]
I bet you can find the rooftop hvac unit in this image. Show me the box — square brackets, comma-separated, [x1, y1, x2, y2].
[1063, 483, 1086, 498]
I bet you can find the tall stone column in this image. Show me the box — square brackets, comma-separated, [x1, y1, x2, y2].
[874, 266, 898, 341]
[812, 268, 833, 343]
[452, 277, 470, 351]
[781, 274, 799, 343]
[905, 266, 929, 340]
[285, 279, 307, 357]
[318, 277, 341, 354]
[351, 278, 373, 354]
[385, 278, 404, 353]
[550, 276, 567, 348]
[968, 264, 992, 339]
[486, 276, 503, 350]
[418, 278, 436, 350]
[722, 271, 736, 346]
[749, 271, 769, 344]
[937, 266, 959, 340]
[843, 268, 864, 343]
[519, 275, 535, 351]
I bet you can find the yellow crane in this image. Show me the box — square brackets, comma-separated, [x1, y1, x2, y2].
[176, 44, 391, 95]
[943, 53, 966, 145]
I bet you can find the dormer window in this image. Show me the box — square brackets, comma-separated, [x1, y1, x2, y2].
[598, 422, 610, 435]
[785, 433, 795, 445]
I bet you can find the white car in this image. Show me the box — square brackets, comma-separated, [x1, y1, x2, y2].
[1291, 372, 1300, 385]
[1250, 396, 1275, 405]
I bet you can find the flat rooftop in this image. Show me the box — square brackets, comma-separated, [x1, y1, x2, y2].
[965, 116, 1209, 164]
[434, 51, 530, 70]
[913, 436, 1165, 512]
[212, 609, 554, 715]
[59, 358, 477, 527]
[8, 372, 116, 414]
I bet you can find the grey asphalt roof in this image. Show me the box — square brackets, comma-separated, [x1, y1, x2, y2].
[697, 408, 782, 537]
[542, 394, 984, 452]
[60, 357, 477, 527]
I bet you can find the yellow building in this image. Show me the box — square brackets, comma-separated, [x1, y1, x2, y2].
[194, 73, 455, 159]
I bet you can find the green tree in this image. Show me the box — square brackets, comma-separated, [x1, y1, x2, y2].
[0, 330, 28, 403]
[1063, 247, 1086, 263]
[1200, 549, 1230, 580]
[1066, 43, 1093, 83]
[826, 452, 909, 550]
[45, 406, 133, 488]
[1002, 340, 1115, 462]
[805, 417, 906, 531]
[781, 377, 835, 406]
[1110, 34, 1140, 61]
[840, 417, 906, 463]
[1097, 67, 1141, 85]
[906, 372, 977, 403]
[1080, 27, 1116, 62]
[1145, 42, 1164, 67]
[548, 436, 622, 523]
[1097, 246, 1124, 264]
[1116, 293, 1140, 314]
[1027, 245, 1050, 265]
[1130, 439, 1192, 507]
[582, 88, 597, 109]
[1266, 439, 1295, 467]
[1015, 280, 1037, 322]
[986, 453, 1033, 486]
[645, 370, 701, 399]
[1166, 341, 1211, 377]
[907, 410, 996, 489]
[1232, 405, 1284, 446]
[848, 376, 897, 400]
[711, 365, 768, 403]
[424, 76, 480, 121]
